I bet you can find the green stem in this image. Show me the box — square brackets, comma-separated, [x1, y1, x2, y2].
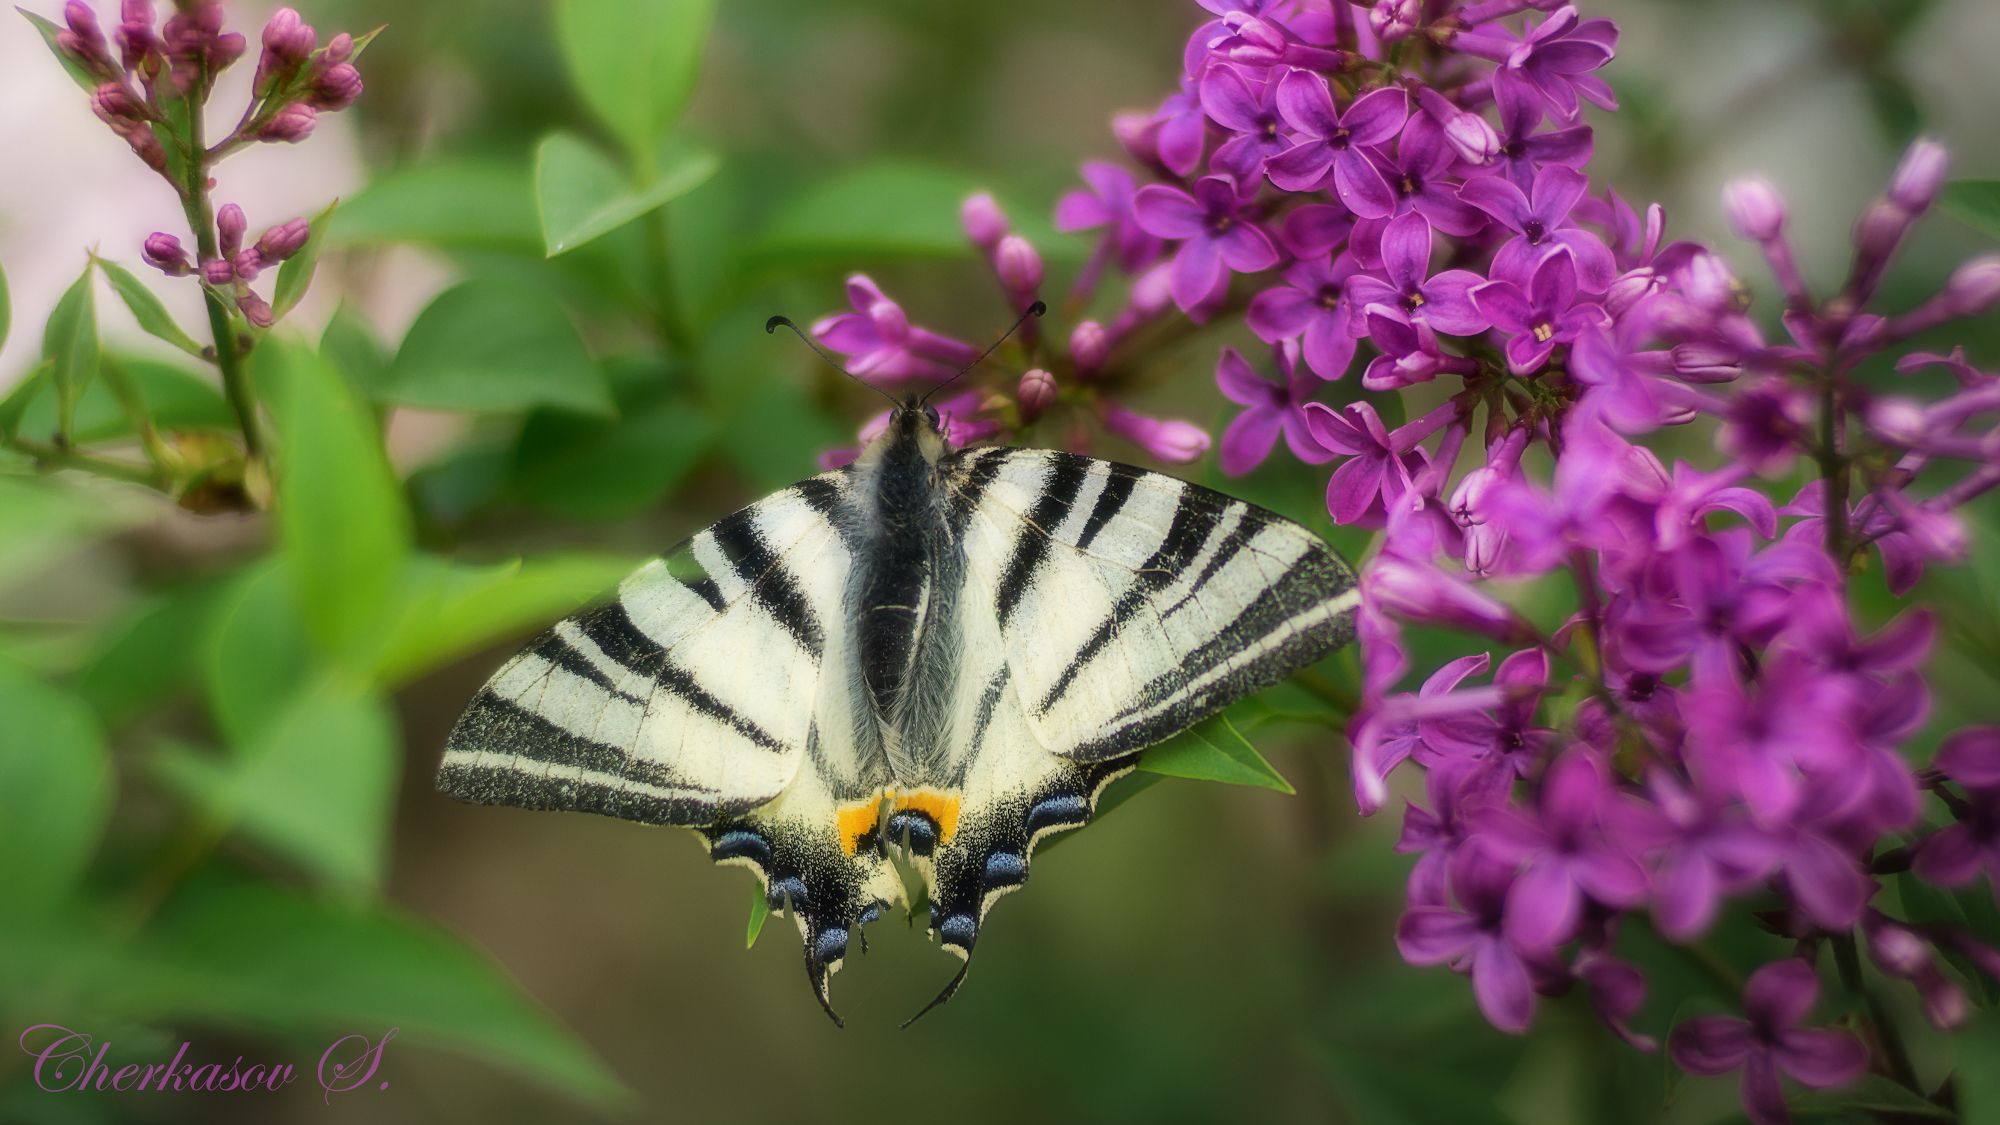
[1832, 932, 1922, 1094]
[174, 86, 265, 462]
[644, 209, 694, 355]
[3, 435, 166, 486]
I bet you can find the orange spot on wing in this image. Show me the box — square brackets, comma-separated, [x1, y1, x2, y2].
[837, 799, 883, 856]
[889, 789, 961, 845]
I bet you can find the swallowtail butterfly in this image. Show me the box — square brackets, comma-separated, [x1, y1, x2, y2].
[437, 318, 1360, 1024]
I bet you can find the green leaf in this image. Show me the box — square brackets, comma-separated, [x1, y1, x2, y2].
[272, 198, 340, 318]
[1137, 714, 1295, 794]
[373, 552, 638, 686]
[1943, 180, 2000, 241]
[534, 131, 719, 257]
[745, 880, 769, 949]
[319, 302, 392, 399]
[1786, 1075, 1954, 1120]
[746, 161, 1080, 268]
[202, 560, 314, 746]
[9, 354, 231, 443]
[77, 579, 226, 727]
[0, 360, 45, 438]
[155, 684, 397, 891]
[93, 255, 205, 357]
[133, 872, 627, 1107]
[330, 159, 540, 251]
[0, 256, 11, 352]
[387, 279, 613, 416]
[553, 0, 716, 168]
[510, 398, 712, 519]
[263, 340, 412, 663]
[0, 663, 112, 912]
[19, 9, 103, 93]
[1963, 1009, 2000, 1125]
[40, 259, 99, 443]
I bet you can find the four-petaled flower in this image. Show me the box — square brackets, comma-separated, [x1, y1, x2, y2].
[1133, 174, 1281, 313]
[1668, 960, 1867, 1125]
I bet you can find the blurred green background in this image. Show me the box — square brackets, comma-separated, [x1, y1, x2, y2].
[2, 0, 1999, 1122]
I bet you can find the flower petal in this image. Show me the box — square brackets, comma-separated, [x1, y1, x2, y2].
[1669, 1016, 1754, 1075]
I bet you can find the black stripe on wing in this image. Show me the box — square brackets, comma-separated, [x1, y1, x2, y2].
[708, 508, 826, 659]
[993, 453, 1091, 627]
[574, 602, 791, 754]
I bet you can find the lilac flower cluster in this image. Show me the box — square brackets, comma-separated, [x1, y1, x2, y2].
[799, 1, 2000, 1119]
[53, 2, 364, 326]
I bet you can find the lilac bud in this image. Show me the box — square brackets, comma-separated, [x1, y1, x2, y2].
[232, 249, 263, 280]
[60, 0, 116, 73]
[1017, 368, 1057, 420]
[1103, 404, 1209, 464]
[141, 232, 190, 276]
[1669, 341, 1742, 383]
[1865, 397, 1928, 447]
[1888, 137, 1949, 213]
[1369, 0, 1421, 44]
[1069, 320, 1108, 376]
[208, 29, 244, 69]
[90, 82, 140, 124]
[236, 291, 274, 327]
[1420, 88, 1500, 166]
[1111, 111, 1160, 169]
[308, 61, 363, 110]
[255, 217, 311, 262]
[64, 0, 100, 37]
[960, 192, 1008, 251]
[1944, 256, 2000, 317]
[120, 0, 149, 25]
[1921, 974, 1971, 1031]
[1852, 197, 1910, 264]
[323, 31, 353, 63]
[994, 235, 1043, 296]
[201, 257, 234, 285]
[125, 127, 166, 171]
[1722, 178, 1786, 243]
[1366, 556, 1524, 640]
[1945, 932, 2000, 982]
[1863, 913, 1930, 977]
[260, 7, 315, 65]
[257, 102, 317, 143]
[215, 202, 246, 257]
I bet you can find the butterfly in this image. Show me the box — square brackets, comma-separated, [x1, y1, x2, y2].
[436, 317, 1359, 1025]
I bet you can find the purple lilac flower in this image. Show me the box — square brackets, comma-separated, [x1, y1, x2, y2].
[1132, 174, 1280, 313]
[1246, 253, 1361, 379]
[1470, 248, 1608, 374]
[1668, 960, 1866, 1125]
[1266, 76, 1407, 216]
[1055, 162, 1163, 273]
[1200, 63, 1294, 182]
[1460, 164, 1617, 290]
[1469, 749, 1650, 948]
[1397, 848, 1545, 1032]
[1103, 403, 1211, 463]
[811, 275, 980, 387]
[1215, 344, 1332, 476]
[1346, 212, 1490, 336]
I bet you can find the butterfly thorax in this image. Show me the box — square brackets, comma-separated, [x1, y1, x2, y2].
[848, 407, 964, 781]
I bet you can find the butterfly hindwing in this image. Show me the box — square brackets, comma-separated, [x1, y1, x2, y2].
[886, 448, 1358, 997]
[438, 470, 902, 1016]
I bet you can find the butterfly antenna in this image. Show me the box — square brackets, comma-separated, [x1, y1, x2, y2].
[899, 959, 972, 1029]
[919, 300, 1047, 407]
[765, 314, 898, 407]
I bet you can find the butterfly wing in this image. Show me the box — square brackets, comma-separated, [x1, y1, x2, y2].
[898, 448, 1357, 1006]
[436, 472, 901, 1020]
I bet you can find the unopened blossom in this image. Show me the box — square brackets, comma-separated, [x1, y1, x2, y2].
[1102, 403, 1210, 463]
[812, 275, 980, 386]
[141, 232, 190, 276]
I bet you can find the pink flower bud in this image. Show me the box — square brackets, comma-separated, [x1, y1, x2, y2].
[323, 31, 353, 63]
[141, 232, 190, 276]
[1722, 178, 1786, 243]
[120, 0, 149, 25]
[1864, 397, 1928, 447]
[90, 82, 140, 124]
[1852, 197, 1910, 263]
[1669, 341, 1742, 382]
[1111, 110, 1159, 169]
[255, 217, 311, 262]
[236, 291, 274, 327]
[260, 7, 315, 65]
[308, 61, 362, 110]
[1420, 87, 1500, 166]
[232, 249, 263, 280]
[1888, 137, 1949, 213]
[208, 29, 244, 68]
[994, 234, 1043, 295]
[215, 202, 246, 257]
[1069, 320, 1108, 376]
[60, 0, 116, 73]
[1944, 256, 2000, 317]
[1017, 368, 1057, 420]
[201, 257, 234, 285]
[1369, 0, 1421, 44]
[257, 102, 317, 143]
[64, 0, 99, 37]
[1103, 403, 1209, 463]
[960, 192, 1008, 251]
[125, 127, 166, 171]
[1365, 556, 1523, 639]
